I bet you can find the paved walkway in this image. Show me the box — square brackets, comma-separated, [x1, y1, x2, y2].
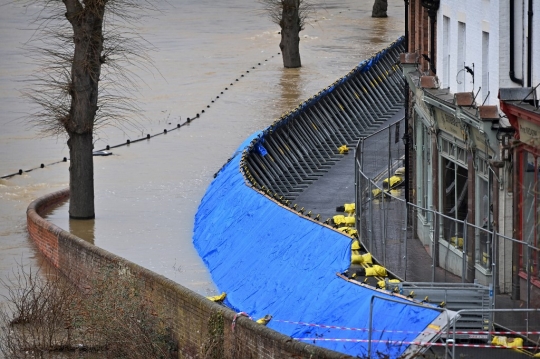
[293, 107, 537, 358]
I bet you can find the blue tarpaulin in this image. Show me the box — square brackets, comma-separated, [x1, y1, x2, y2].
[193, 135, 441, 358]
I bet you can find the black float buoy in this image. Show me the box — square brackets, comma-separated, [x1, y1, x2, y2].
[18, 169, 23, 175]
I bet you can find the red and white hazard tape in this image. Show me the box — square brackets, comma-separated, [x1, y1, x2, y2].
[275, 319, 540, 336]
[293, 337, 540, 350]
[231, 311, 253, 332]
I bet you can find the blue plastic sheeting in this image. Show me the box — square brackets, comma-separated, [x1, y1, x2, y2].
[193, 136, 441, 359]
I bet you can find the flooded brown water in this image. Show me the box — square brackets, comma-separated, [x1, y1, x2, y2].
[0, 1, 404, 297]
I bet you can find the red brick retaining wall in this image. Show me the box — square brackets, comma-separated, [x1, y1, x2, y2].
[27, 189, 349, 359]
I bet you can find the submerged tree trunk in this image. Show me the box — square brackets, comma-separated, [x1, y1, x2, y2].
[64, 0, 105, 219]
[372, 0, 388, 18]
[280, 0, 301, 68]
[68, 133, 95, 219]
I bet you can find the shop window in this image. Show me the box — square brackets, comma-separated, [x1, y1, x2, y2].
[475, 175, 490, 268]
[521, 151, 540, 277]
[442, 158, 468, 244]
[416, 118, 431, 219]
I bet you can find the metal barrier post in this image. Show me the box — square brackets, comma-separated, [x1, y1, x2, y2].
[462, 220, 467, 283]
[432, 208, 437, 282]
[369, 180, 374, 251]
[404, 200, 408, 281]
[369, 295, 451, 359]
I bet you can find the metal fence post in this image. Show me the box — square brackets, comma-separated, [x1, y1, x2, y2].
[404, 201, 408, 281]
[432, 208, 437, 282]
[462, 220, 467, 283]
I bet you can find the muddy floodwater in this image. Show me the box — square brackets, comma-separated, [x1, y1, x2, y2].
[0, 1, 404, 297]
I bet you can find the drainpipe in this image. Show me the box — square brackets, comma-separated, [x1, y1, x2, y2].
[429, 11, 436, 74]
[404, 0, 410, 204]
[527, 0, 533, 87]
[510, 0, 524, 86]
[512, 146, 521, 300]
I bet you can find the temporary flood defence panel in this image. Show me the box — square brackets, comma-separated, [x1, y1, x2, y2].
[194, 135, 442, 359]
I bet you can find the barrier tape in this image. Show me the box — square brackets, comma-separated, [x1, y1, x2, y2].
[231, 311, 253, 332]
[293, 337, 540, 350]
[1, 54, 280, 180]
[275, 319, 540, 336]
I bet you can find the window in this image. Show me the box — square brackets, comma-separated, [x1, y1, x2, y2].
[441, 158, 468, 244]
[443, 16, 450, 88]
[482, 32, 490, 104]
[475, 168, 490, 269]
[457, 22, 466, 92]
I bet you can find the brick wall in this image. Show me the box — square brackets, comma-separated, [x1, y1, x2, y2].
[27, 189, 349, 359]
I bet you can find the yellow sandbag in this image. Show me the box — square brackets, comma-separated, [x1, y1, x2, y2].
[343, 216, 355, 226]
[256, 314, 273, 325]
[344, 203, 355, 213]
[365, 265, 387, 277]
[351, 240, 361, 250]
[450, 237, 464, 248]
[207, 292, 227, 302]
[338, 145, 349, 154]
[383, 176, 404, 189]
[351, 253, 372, 265]
[333, 215, 346, 225]
[351, 254, 364, 265]
[362, 253, 373, 265]
[377, 279, 400, 290]
[491, 336, 523, 348]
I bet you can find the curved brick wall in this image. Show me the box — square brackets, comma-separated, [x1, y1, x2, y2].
[26, 189, 348, 359]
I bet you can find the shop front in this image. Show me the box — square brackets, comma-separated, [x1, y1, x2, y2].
[500, 88, 540, 303]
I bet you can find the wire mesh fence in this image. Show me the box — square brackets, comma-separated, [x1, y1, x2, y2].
[355, 118, 540, 344]
[356, 118, 408, 278]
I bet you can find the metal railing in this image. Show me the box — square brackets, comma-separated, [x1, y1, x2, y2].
[355, 119, 540, 345]
[241, 38, 406, 203]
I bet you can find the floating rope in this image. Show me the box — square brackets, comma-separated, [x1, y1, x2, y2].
[1, 53, 280, 180]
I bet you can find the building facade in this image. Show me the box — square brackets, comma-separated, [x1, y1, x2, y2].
[402, 0, 539, 304]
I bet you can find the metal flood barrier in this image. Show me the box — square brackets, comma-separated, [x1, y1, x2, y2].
[240, 37, 405, 203]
